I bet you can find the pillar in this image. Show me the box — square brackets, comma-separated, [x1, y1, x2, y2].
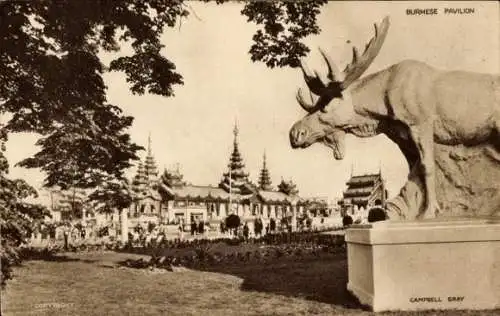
[120, 208, 128, 243]
[291, 203, 298, 232]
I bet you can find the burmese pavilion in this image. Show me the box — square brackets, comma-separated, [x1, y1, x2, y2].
[339, 171, 388, 219]
[129, 124, 306, 230]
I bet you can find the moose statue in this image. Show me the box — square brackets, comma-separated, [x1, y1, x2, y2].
[289, 16, 500, 220]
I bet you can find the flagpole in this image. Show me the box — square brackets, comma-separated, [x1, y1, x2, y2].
[229, 165, 232, 214]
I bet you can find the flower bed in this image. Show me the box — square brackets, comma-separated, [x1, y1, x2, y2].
[21, 230, 346, 273]
[119, 231, 346, 271]
[124, 228, 345, 251]
[121, 242, 346, 271]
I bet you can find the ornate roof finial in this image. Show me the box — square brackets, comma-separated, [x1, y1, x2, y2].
[143, 132, 158, 180]
[233, 118, 239, 139]
[147, 132, 152, 155]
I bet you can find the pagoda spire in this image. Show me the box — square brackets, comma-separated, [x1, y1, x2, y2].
[143, 133, 158, 182]
[258, 150, 272, 191]
[219, 122, 251, 195]
[233, 119, 239, 141]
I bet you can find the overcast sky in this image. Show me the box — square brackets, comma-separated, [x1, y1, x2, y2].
[5, 1, 498, 203]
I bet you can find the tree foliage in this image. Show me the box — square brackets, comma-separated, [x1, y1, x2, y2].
[0, 129, 49, 287]
[242, 0, 328, 68]
[225, 214, 241, 230]
[87, 178, 133, 215]
[0, 0, 327, 286]
[342, 215, 353, 227]
[0, 0, 190, 287]
[1, 0, 326, 191]
[368, 207, 387, 223]
[0, 0, 190, 189]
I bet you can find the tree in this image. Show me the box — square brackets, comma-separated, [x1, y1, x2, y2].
[1, 1, 187, 285]
[1, 1, 178, 189]
[0, 130, 49, 286]
[241, 1, 328, 68]
[368, 207, 386, 223]
[87, 178, 133, 215]
[0, 0, 327, 286]
[225, 214, 241, 236]
[343, 215, 353, 227]
[1, 0, 327, 189]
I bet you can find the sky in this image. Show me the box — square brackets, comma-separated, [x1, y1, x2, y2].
[5, 1, 499, 204]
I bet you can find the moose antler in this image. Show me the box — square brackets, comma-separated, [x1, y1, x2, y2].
[341, 16, 390, 89]
[296, 88, 316, 113]
[299, 62, 328, 96]
[319, 48, 343, 82]
[296, 16, 390, 113]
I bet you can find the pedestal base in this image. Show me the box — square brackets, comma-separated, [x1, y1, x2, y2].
[345, 218, 500, 312]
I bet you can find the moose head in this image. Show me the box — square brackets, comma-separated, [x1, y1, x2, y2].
[289, 17, 390, 160]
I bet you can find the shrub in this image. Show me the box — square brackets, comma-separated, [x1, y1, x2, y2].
[225, 214, 240, 235]
[342, 215, 353, 227]
[368, 207, 387, 223]
[194, 244, 212, 262]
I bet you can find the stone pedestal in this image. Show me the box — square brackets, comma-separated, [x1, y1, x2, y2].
[345, 218, 500, 312]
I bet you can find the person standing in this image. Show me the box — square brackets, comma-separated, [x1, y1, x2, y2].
[178, 224, 184, 241]
[198, 221, 205, 236]
[190, 219, 196, 236]
[253, 218, 262, 237]
[270, 218, 276, 232]
[63, 230, 69, 250]
[219, 221, 225, 236]
[243, 222, 249, 241]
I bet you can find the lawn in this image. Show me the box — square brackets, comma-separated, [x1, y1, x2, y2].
[1, 251, 498, 316]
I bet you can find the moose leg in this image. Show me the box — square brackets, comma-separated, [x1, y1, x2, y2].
[409, 123, 440, 219]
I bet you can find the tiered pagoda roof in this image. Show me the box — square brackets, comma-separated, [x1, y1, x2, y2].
[278, 178, 299, 196]
[256, 190, 300, 204]
[258, 151, 273, 191]
[131, 162, 147, 191]
[219, 123, 253, 195]
[131, 134, 160, 198]
[143, 134, 158, 183]
[151, 124, 303, 206]
[159, 164, 185, 188]
[342, 172, 384, 207]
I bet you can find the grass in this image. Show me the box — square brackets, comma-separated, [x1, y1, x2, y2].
[1, 251, 498, 316]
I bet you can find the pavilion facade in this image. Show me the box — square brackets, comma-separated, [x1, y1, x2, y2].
[129, 125, 305, 231]
[339, 171, 388, 221]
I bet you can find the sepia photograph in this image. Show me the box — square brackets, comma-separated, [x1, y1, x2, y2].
[1, 1, 498, 315]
